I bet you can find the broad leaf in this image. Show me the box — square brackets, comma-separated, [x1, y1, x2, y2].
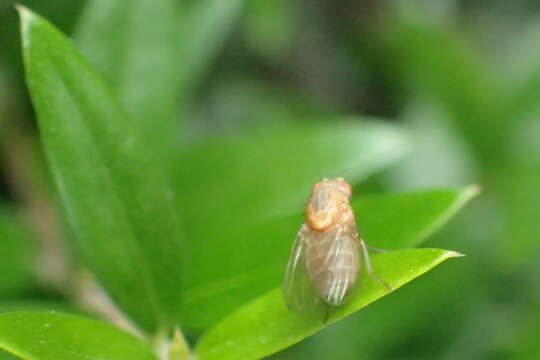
[75, 0, 179, 153]
[0, 350, 19, 359]
[19, 7, 182, 331]
[174, 120, 410, 331]
[355, 186, 480, 249]
[0, 311, 156, 360]
[195, 249, 462, 360]
[0, 300, 80, 315]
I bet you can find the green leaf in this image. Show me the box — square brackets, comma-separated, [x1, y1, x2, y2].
[177, 0, 244, 102]
[0, 350, 20, 359]
[355, 186, 480, 250]
[75, 0, 179, 153]
[174, 120, 410, 331]
[18, 7, 182, 331]
[0, 206, 37, 296]
[0, 300, 80, 315]
[195, 249, 462, 360]
[0, 311, 156, 360]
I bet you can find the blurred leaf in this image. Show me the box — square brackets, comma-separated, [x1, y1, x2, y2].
[382, 14, 506, 167]
[0, 206, 36, 296]
[174, 120, 410, 331]
[506, 297, 540, 360]
[195, 249, 462, 360]
[169, 328, 191, 360]
[75, 0, 179, 154]
[355, 186, 479, 250]
[499, 15, 540, 123]
[177, 0, 244, 103]
[185, 77, 322, 139]
[19, 7, 182, 331]
[176, 120, 410, 216]
[494, 164, 540, 269]
[244, 0, 293, 61]
[385, 99, 477, 189]
[0, 68, 8, 140]
[0, 311, 156, 360]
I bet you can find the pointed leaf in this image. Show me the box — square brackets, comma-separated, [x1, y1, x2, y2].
[195, 249, 462, 360]
[18, 7, 182, 331]
[169, 328, 191, 360]
[0, 311, 156, 360]
[354, 186, 480, 249]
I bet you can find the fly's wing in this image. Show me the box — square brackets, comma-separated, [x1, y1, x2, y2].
[321, 223, 361, 305]
[283, 225, 320, 313]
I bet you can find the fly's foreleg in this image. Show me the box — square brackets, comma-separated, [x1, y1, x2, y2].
[323, 303, 330, 324]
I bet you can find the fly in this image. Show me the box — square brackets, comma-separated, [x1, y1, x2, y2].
[283, 177, 391, 320]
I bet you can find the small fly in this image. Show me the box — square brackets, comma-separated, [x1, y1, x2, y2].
[283, 178, 391, 320]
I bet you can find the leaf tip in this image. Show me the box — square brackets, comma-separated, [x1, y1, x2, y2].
[15, 4, 31, 20]
[169, 327, 191, 360]
[465, 184, 482, 198]
[15, 4, 36, 46]
[447, 250, 465, 258]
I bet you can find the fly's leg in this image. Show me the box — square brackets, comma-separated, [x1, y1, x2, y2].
[323, 303, 330, 324]
[367, 245, 388, 253]
[359, 238, 392, 292]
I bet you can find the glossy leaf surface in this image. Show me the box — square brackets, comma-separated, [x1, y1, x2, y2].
[195, 249, 462, 360]
[0, 312, 156, 360]
[19, 7, 181, 331]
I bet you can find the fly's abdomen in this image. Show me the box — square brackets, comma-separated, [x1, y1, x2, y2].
[305, 227, 361, 305]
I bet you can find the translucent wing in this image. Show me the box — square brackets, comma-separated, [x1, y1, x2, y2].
[283, 225, 320, 313]
[318, 224, 361, 305]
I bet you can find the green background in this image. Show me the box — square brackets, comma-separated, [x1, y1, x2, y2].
[1, 0, 539, 358]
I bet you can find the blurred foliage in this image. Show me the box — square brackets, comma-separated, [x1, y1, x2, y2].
[0, 0, 539, 359]
[0, 206, 36, 297]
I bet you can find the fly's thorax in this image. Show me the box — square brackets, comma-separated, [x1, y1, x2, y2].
[306, 185, 351, 231]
